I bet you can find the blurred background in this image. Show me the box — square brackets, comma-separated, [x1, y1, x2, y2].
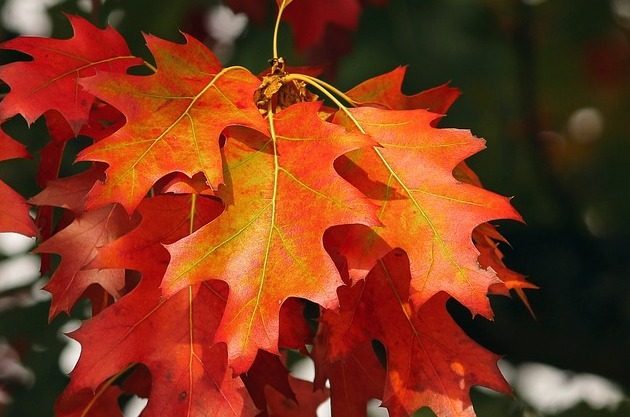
[0, 0, 628, 416]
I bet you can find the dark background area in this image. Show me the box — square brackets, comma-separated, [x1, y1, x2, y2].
[0, 0, 628, 416]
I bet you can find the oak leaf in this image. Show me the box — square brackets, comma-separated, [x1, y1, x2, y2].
[265, 376, 329, 417]
[453, 163, 535, 312]
[312, 329, 385, 417]
[0, 128, 28, 160]
[78, 34, 268, 213]
[324, 250, 510, 417]
[91, 193, 223, 279]
[341, 68, 533, 313]
[162, 102, 377, 373]
[346, 66, 460, 113]
[63, 193, 254, 417]
[66, 278, 255, 417]
[39, 103, 125, 188]
[0, 15, 141, 133]
[334, 107, 520, 317]
[30, 167, 106, 213]
[55, 384, 123, 417]
[242, 350, 295, 417]
[35, 203, 131, 318]
[0, 128, 36, 235]
[281, 0, 361, 50]
[0, 181, 36, 236]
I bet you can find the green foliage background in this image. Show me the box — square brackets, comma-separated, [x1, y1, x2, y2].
[0, 0, 628, 416]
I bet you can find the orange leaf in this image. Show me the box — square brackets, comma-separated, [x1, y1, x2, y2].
[67, 278, 255, 417]
[346, 66, 460, 113]
[65, 193, 255, 417]
[162, 102, 377, 373]
[91, 194, 223, 279]
[335, 108, 520, 317]
[0, 15, 141, 133]
[78, 34, 268, 214]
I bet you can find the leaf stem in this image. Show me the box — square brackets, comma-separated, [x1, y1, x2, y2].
[294, 74, 358, 106]
[273, 0, 289, 59]
[284, 74, 366, 134]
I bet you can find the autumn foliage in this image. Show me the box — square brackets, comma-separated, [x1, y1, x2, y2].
[0, 1, 534, 416]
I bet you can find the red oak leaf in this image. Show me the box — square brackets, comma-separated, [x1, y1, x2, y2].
[39, 103, 124, 187]
[474, 224, 537, 316]
[162, 102, 377, 373]
[31, 165, 129, 317]
[242, 351, 295, 416]
[91, 194, 224, 279]
[66, 277, 256, 417]
[0, 128, 28, 160]
[30, 167, 106, 213]
[56, 194, 229, 416]
[55, 384, 123, 417]
[324, 250, 510, 417]
[31, 167, 106, 277]
[35, 203, 131, 318]
[346, 66, 460, 113]
[334, 107, 520, 318]
[0, 128, 36, 236]
[265, 376, 329, 417]
[78, 34, 268, 214]
[453, 163, 535, 313]
[0, 15, 141, 133]
[341, 68, 533, 314]
[0, 181, 36, 236]
[312, 328, 385, 417]
[281, 0, 361, 50]
[278, 298, 313, 351]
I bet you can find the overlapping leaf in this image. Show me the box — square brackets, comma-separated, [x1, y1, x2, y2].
[312, 330, 385, 417]
[62, 194, 252, 417]
[0, 15, 141, 133]
[265, 376, 329, 417]
[162, 102, 377, 373]
[78, 34, 268, 213]
[67, 279, 254, 417]
[0, 10, 528, 417]
[90, 194, 223, 279]
[323, 250, 510, 417]
[242, 351, 296, 417]
[345, 66, 460, 113]
[334, 107, 520, 318]
[0, 128, 36, 235]
[35, 200, 131, 318]
[55, 384, 123, 417]
[340, 69, 533, 313]
[229, 0, 365, 50]
[280, 0, 361, 50]
[0, 181, 36, 236]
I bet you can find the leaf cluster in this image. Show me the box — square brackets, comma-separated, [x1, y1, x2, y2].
[0, 2, 532, 416]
